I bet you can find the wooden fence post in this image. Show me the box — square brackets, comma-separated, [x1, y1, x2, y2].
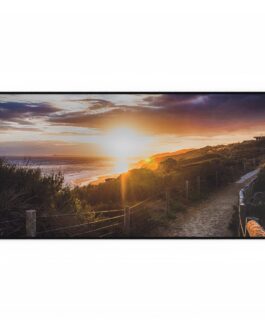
[26, 210, 36, 238]
[185, 180, 189, 200]
[124, 206, 131, 236]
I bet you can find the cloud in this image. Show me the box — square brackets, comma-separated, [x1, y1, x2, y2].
[2, 94, 265, 138]
[0, 102, 60, 124]
[45, 94, 265, 136]
[0, 124, 42, 133]
[73, 98, 115, 110]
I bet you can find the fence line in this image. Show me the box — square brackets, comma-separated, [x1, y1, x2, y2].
[37, 221, 92, 235]
[130, 198, 151, 210]
[94, 208, 124, 214]
[22, 196, 152, 238]
[38, 213, 125, 235]
[39, 208, 124, 219]
[71, 222, 123, 238]
[89, 214, 124, 225]
[130, 205, 147, 216]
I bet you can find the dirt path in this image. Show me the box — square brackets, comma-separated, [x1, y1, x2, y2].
[154, 169, 260, 238]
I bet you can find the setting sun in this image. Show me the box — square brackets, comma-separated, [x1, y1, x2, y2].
[101, 127, 151, 173]
[104, 127, 144, 159]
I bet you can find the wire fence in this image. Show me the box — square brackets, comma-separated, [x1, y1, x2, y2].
[71, 221, 123, 238]
[38, 208, 124, 219]
[37, 214, 125, 236]
[0, 197, 153, 238]
[0, 194, 155, 238]
[2, 165, 260, 238]
[34, 195, 157, 238]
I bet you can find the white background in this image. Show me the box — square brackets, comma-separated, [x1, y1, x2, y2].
[1, 1, 265, 330]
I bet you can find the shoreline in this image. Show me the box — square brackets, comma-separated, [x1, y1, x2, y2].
[73, 173, 120, 187]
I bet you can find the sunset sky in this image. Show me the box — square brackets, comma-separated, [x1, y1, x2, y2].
[1, 93, 265, 158]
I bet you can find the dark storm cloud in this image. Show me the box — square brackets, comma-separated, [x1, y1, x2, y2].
[2, 94, 265, 136]
[0, 102, 60, 124]
[144, 93, 265, 115]
[143, 94, 210, 107]
[47, 94, 265, 135]
[142, 93, 265, 133]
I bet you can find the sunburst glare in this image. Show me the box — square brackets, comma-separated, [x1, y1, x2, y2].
[102, 126, 151, 173]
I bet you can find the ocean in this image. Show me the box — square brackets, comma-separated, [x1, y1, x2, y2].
[3, 156, 118, 187]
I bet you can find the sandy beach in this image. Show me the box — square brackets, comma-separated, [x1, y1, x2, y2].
[73, 173, 120, 186]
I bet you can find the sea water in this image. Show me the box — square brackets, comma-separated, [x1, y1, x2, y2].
[3, 156, 116, 187]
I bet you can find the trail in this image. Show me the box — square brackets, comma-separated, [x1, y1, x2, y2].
[153, 169, 260, 238]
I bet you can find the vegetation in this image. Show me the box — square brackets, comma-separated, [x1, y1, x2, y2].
[229, 205, 240, 237]
[0, 159, 88, 237]
[1, 138, 265, 237]
[74, 139, 265, 210]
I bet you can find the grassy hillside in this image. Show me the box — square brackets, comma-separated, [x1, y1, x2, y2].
[136, 148, 193, 170]
[1, 138, 265, 237]
[75, 139, 265, 206]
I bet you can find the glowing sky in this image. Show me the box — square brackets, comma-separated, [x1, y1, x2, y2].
[1, 93, 265, 157]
